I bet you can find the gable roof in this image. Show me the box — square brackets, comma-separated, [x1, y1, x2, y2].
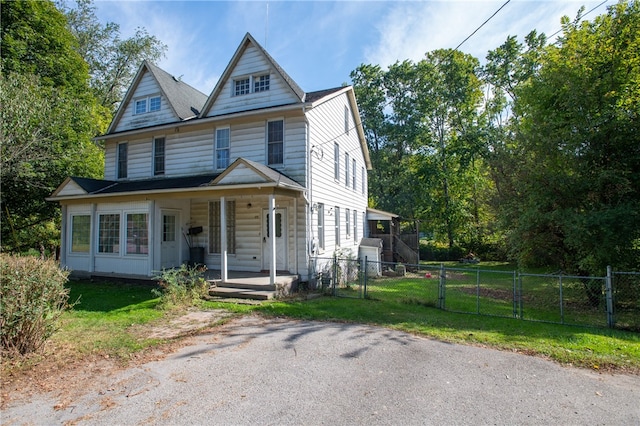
[48, 158, 305, 201]
[213, 158, 305, 191]
[107, 61, 208, 134]
[199, 33, 305, 117]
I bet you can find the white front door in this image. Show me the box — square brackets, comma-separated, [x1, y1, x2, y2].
[263, 208, 287, 271]
[160, 211, 180, 269]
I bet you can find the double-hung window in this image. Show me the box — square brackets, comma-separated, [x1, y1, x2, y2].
[71, 215, 90, 253]
[361, 167, 365, 195]
[153, 137, 165, 176]
[334, 143, 340, 181]
[317, 203, 325, 250]
[117, 142, 128, 179]
[345, 153, 350, 187]
[346, 208, 351, 238]
[267, 120, 283, 165]
[344, 106, 350, 135]
[335, 206, 341, 246]
[216, 127, 230, 169]
[208, 200, 236, 254]
[353, 210, 358, 243]
[352, 159, 357, 190]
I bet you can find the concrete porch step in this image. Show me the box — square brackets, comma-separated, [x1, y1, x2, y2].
[209, 280, 276, 292]
[208, 286, 274, 300]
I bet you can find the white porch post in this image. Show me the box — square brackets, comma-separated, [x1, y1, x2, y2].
[60, 205, 67, 267]
[220, 197, 228, 282]
[148, 200, 155, 277]
[89, 203, 96, 273]
[269, 194, 276, 285]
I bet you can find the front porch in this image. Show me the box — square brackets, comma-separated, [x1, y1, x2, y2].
[205, 270, 300, 300]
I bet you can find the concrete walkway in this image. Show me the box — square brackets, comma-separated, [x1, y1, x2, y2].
[3, 316, 639, 425]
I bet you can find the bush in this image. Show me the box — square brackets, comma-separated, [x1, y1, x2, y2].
[0, 254, 70, 355]
[419, 241, 466, 261]
[153, 264, 208, 309]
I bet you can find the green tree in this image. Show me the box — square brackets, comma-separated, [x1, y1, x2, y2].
[506, 1, 640, 274]
[62, 0, 167, 113]
[1, 0, 104, 253]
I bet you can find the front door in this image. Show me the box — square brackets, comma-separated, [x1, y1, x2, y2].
[263, 208, 287, 271]
[160, 211, 180, 269]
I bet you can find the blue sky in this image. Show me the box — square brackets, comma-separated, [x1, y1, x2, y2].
[93, 0, 610, 94]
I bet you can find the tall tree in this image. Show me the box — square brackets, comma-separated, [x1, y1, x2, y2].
[61, 0, 167, 113]
[1, 0, 103, 253]
[505, 1, 640, 273]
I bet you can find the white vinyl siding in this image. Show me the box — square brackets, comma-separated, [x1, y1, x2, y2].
[114, 72, 176, 132]
[206, 45, 299, 117]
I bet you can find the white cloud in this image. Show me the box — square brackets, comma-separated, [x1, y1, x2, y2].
[365, 0, 609, 68]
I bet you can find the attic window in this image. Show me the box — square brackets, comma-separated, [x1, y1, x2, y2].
[254, 74, 270, 92]
[234, 78, 250, 96]
[233, 74, 270, 96]
[134, 96, 161, 114]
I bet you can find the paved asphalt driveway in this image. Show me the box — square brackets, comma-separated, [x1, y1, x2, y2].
[3, 316, 639, 425]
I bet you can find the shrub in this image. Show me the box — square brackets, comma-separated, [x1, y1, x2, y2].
[0, 254, 70, 356]
[153, 264, 208, 309]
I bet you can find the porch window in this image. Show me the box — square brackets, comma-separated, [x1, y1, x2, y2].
[335, 206, 340, 246]
[267, 120, 283, 165]
[126, 213, 148, 255]
[98, 214, 120, 254]
[346, 208, 351, 238]
[317, 203, 325, 250]
[334, 143, 340, 180]
[71, 215, 90, 253]
[215, 127, 230, 169]
[345, 153, 350, 187]
[208, 200, 236, 254]
[117, 142, 127, 179]
[153, 137, 165, 176]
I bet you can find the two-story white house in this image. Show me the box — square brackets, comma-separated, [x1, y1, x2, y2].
[48, 33, 371, 286]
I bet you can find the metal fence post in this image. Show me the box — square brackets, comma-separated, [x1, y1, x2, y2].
[364, 256, 368, 299]
[438, 263, 446, 309]
[512, 270, 518, 318]
[605, 265, 615, 328]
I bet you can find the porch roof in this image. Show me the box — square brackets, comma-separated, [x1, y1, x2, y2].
[48, 159, 306, 202]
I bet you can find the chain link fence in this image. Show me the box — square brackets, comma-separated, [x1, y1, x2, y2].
[309, 257, 640, 331]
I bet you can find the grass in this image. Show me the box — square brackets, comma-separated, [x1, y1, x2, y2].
[6, 278, 639, 376]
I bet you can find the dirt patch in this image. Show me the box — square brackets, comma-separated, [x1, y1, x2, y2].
[1, 309, 234, 410]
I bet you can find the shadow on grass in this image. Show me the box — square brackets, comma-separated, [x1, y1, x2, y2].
[67, 280, 159, 313]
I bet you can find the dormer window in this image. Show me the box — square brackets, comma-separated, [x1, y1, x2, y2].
[134, 95, 161, 115]
[233, 73, 270, 96]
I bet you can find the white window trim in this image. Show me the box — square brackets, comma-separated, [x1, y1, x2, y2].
[97, 211, 122, 256]
[215, 126, 231, 170]
[69, 213, 91, 254]
[266, 118, 284, 166]
[153, 136, 166, 176]
[133, 95, 161, 115]
[124, 210, 149, 257]
[233, 72, 271, 97]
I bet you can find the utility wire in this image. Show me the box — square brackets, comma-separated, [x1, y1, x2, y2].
[548, 0, 609, 39]
[453, 0, 511, 52]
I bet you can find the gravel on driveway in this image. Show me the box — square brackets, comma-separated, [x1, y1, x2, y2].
[3, 315, 639, 425]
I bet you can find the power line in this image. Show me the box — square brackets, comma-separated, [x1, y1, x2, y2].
[548, 0, 609, 39]
[452, 0, 512, 52]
